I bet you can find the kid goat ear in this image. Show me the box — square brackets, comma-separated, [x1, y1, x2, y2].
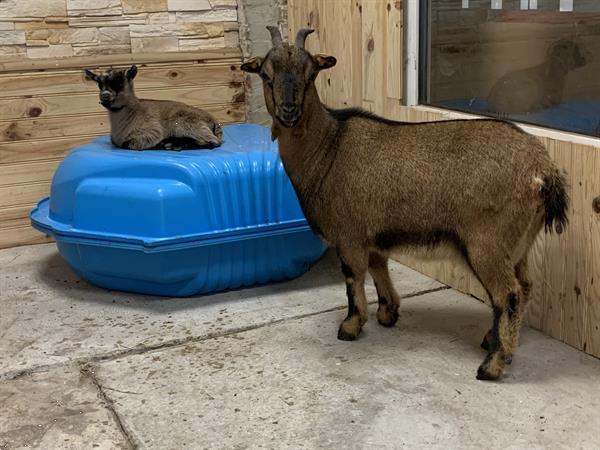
[84, 69, 99, 83]
[126, 65, 138, 81]
[241, 57, 263, 73]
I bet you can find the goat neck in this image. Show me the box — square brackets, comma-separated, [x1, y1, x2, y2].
[274, 84, 338, 183]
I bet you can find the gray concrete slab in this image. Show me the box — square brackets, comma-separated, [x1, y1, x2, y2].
[0, 365, 129, 449]
[93, 289, 600, 450]
[0, 244, 443, 379]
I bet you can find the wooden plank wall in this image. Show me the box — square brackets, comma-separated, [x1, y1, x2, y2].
[0, 49, 245, 249]
[289, 0, 600, 358]
[288, 0, 403, 115]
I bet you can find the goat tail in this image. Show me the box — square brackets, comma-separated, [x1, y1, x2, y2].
[541, 168, 569, 234]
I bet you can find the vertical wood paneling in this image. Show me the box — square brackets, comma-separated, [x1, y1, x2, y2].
[288, 0, 403, 114]
[386, 1, 403, 101]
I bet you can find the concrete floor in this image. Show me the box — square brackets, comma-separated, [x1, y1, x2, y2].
[1, 244, 599, 450]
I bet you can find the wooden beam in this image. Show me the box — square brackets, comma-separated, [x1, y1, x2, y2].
[0, 49, 242, 73]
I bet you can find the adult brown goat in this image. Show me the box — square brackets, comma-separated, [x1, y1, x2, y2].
[242, 26, 569, 381]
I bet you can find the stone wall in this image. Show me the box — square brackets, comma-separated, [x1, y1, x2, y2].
[0, 0, 239, 59]
[238, 0, 287, 124]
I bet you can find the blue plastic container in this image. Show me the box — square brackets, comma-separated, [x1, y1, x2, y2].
[30, 124, 327, 297]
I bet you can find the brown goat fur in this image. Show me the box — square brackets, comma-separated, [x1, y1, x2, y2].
[84, 65, 223, 150]
[242, 27, 570, 381]
[488, 38, 591, 114]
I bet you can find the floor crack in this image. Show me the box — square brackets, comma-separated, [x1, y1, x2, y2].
[1, 285, 451, 382]
[80, 364, 138, 450]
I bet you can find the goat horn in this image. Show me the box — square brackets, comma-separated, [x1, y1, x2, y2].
[295, 28, 314, 49]
[266, 26, 283, 48]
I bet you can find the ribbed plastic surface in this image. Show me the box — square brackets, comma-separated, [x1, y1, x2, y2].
[31, 124, 326, 297]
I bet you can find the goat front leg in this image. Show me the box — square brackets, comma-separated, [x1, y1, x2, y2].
[337, 248, 369, 341]
[122, 131, 163, 151]
[368, 252, 400, 327]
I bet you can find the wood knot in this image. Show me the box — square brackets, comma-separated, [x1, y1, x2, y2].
[168, 70, 180, 79]
[232, 92, 245, 104]
[358, 5, 362, 13]
[593, 196, 600, 214]
[5, 122, 20, 140]
[28, 107, 42, 117]
[367, 38, 375, 52]
[387, 3, 391, 11]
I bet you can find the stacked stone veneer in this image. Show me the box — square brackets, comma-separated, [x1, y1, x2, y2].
[0, 0, 239, 59]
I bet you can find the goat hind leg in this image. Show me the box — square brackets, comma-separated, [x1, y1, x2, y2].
[368, 252, 400, 327]
[337, 248, 369, 341]
[505, 257, 532, 363]
[177, 123, 221, 148]
[469, 247, 521, 380]
[481, 257, 531, 365]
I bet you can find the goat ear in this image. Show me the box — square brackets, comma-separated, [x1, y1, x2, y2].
[84, 69, 99, 83]
[241, 57, 263, 74]
[126, 65, 138, 81]
[314, 54, 337, 71]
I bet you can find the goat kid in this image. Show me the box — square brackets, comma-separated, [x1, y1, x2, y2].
[241, 26, 569, 381]
[85, 65, 223, 150]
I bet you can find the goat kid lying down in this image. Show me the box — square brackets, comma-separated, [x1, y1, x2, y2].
[242, 26, 569, 381]
[85, 65, 223, 150]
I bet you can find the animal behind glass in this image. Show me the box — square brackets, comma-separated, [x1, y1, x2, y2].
[84, 65, 223, 151]
[487, 37, 591, 114]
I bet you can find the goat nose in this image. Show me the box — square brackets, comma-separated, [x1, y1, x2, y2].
[100, 92, 111, 101]
[281, 104, 296, 114]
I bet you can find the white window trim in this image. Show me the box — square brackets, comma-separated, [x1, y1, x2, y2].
[414, 105, 600, 148]
[404, 0, 419, 106]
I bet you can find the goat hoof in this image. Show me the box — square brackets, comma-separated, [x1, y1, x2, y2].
[337, 317, 361, 341]
[476, 365, 501, 381]
[376, 307, 399, 328]
[476, 353, 504, 381]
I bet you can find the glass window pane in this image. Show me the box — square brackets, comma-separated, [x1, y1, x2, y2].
[424, 0, 600, 137]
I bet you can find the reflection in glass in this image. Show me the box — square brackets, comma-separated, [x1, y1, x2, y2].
[424, 0, 600, 137]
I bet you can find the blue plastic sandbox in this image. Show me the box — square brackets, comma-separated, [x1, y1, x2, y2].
[30, 124, 327, 297]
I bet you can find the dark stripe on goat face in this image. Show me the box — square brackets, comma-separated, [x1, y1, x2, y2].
[102, 72, 126, 93]
[374, 229, 466, 254]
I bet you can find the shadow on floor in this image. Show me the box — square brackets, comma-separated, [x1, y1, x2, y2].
[35, 248, 343, 313]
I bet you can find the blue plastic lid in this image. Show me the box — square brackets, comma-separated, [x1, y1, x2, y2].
[31, 124, 310, 250]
